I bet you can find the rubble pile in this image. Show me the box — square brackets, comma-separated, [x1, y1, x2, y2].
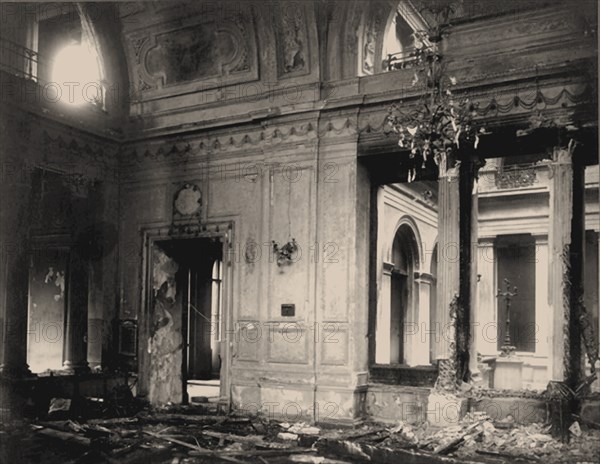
[1, 405, 599, 463]
[349, 412, 600, 463]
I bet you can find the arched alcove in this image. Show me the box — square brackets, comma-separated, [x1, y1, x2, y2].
[389, 223, 420, 364]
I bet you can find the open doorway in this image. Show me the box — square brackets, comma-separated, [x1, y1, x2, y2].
[150, 237, 223, 405]
[373, 182, 438, 367]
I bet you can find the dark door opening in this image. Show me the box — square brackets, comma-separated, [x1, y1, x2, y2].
[155, 237, 223, 404]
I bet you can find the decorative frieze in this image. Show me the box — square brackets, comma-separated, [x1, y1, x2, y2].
[123, 117, 359, 164]
[495, 165, 538, 189]
[41, 130, 119, 164]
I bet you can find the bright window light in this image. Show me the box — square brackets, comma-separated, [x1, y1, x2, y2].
[51, 41, 102, 105]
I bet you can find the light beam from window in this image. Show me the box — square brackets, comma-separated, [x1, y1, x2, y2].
[51, 39, 101, 105]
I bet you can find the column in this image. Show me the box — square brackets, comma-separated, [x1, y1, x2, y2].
[435, 156, 477, 385]
[0, 162, 33, 378]
[434, 159, 460, 386]
[0, 250, 31, 377]
[469, 177, 480, 379]
[548, 144, 584, 387]
[375, 262, 394, 364]
[476, 239, 497, 355]
[413, 272, 433, 365]
[62, 250, 89, 374]
[534, 237, 550, 357]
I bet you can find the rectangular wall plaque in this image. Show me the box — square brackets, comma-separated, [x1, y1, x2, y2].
[281, 304, 295, 317]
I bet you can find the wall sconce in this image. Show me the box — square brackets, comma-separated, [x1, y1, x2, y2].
[272, 239, 298, 266]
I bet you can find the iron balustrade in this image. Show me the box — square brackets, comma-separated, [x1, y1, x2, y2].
[384, 49, 419, 72]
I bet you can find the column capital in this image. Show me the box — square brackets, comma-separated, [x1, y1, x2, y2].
[478, 238, 495, 247]
[414, 271, 435, 285]
[552, 141, 578, 162]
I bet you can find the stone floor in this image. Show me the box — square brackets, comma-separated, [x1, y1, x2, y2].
[1, 403, 599, 464]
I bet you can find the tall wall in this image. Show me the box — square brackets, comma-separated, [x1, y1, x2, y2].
[0, 90, 120, 374]
[115, 0, 597, 419]
[118, 110, 370, 420]
[0, 0, 596, 421]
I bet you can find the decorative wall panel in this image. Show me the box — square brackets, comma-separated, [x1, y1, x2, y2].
[127, 4, 259, 97]
[272, 3, 310, 78]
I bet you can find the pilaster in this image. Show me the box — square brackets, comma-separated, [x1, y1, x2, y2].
[0, 164, 33, 379]
[375, 262, 394, 364]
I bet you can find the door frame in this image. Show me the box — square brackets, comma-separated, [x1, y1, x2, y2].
[140, 220, 235, 409]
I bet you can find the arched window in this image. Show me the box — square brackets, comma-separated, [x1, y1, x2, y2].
[381, 9, 418, 72]
[51, 39, 102, 105]
[37, 7, 104, 106]
[359, 1, 426, 76]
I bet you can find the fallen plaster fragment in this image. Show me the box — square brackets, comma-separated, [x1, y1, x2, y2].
[288, 422, 321, 435]
[433, 420, 484, 455]
[33, 426, 92, 446]
[278, 431, 300, 440]
[290, 455, 356, 463]
[569, 421, 582, 437]
[290, 456, 325, 463]
[202, 430, 270, 446]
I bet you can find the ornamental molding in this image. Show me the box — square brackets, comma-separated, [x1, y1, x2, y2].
[41, 130, 120, 165]
[495, 166, 538, 189]
[357, 82, 595, 138]
[122, 117, 358, 163]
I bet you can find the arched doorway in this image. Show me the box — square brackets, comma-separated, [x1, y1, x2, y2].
[390, 223, 419, 364]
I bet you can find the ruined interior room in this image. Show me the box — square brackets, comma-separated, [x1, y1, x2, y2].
[0, 1, 599, 463]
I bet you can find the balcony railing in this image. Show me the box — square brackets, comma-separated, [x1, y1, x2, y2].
[0, 35, 106, 109]
[384, 49, 419, 72]
[0, 36, 41, 81]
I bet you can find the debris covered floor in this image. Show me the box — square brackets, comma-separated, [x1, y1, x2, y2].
[1, 404, 599, 464]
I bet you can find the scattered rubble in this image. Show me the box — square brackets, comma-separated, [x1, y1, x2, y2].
[1, 406, 599, 463]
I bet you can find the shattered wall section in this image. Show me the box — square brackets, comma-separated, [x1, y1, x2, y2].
[148, 246, 183, 406]
[27, 250, 69, 372]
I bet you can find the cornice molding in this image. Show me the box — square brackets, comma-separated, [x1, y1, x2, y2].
[41, 130, 120, 163]
[357, 78, 596, 148]
[121, 115, 360, 165]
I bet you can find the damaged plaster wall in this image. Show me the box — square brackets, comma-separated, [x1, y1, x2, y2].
[148, 245, 183, 406]
[27, 250, 68, 372]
